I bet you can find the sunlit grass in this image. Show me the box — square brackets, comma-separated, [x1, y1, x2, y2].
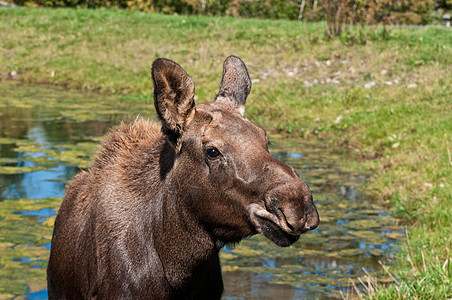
[342, 229, 451, 299]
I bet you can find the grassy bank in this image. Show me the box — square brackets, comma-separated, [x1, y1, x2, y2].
[1, 7, 451, 298]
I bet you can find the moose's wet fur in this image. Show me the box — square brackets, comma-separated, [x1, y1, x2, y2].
[47, 56, 319, 299]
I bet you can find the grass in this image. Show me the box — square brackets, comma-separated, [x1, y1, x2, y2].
[1, 7, 451, 298]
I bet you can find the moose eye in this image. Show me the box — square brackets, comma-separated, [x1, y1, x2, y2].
[206, 147, 221, 159]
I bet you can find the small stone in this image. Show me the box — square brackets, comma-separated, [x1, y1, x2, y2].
[364, 81, 376, 89]
[407, 83, 418, 89]
[251, 79, 260, 83]
[392, 142, 400, 148]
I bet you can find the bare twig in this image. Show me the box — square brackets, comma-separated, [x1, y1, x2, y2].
[446, 135, 452, 168]
[421, 250, 426, 273]
[350, 277, 363, 299]
[379, 261, 399, 287]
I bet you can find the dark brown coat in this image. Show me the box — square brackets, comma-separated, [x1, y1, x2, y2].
[47, 56, 319, 299]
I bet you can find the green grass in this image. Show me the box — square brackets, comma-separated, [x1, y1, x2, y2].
[1, 7, 451, 298]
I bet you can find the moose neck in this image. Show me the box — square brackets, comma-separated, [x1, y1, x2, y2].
[148, 153, 221, 292]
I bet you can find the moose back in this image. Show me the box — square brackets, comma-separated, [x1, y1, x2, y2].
[47, 56, 320, 299]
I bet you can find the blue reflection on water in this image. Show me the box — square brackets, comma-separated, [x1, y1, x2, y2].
[1, 122, 79, 201]
[1, 166, 70, 200]
[13, 208, 56, 218]
[27, 289, 47, 300]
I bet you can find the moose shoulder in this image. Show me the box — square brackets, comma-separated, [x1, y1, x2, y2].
[47, 56, 320, 299]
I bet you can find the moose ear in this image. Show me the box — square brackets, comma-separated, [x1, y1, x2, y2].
[152, 58, 195, 149]
[215, 56, 252, 116]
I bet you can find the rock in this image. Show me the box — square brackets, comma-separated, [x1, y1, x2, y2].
[364, 81, 376, 89]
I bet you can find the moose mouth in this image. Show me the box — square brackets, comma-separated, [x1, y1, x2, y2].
[258, 217, 300, 247]
[249, 204, 302, 247]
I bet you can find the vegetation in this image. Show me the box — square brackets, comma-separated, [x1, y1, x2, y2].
[0, 7, 451, 298]
[9, 0, 446, 25]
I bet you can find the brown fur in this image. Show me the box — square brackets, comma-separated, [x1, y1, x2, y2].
[47, 56, 319, 299]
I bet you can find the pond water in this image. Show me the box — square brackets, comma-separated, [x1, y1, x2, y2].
[0, 82, 403, 299]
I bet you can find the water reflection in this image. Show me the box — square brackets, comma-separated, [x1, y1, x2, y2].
[0, 82, 403, 299]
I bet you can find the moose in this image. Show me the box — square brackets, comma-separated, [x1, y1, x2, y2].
[47, 56, 319, 299]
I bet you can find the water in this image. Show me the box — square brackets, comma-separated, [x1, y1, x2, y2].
[0, 82, 403, 299]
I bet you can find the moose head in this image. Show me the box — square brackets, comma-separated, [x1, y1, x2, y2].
[152, 56, 319, 247]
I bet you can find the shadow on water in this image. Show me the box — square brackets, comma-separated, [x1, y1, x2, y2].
[0, 82, 403, 299]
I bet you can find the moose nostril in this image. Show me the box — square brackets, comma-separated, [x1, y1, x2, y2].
[286, 220, 295, 232]
[279, 208, 306, 234]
